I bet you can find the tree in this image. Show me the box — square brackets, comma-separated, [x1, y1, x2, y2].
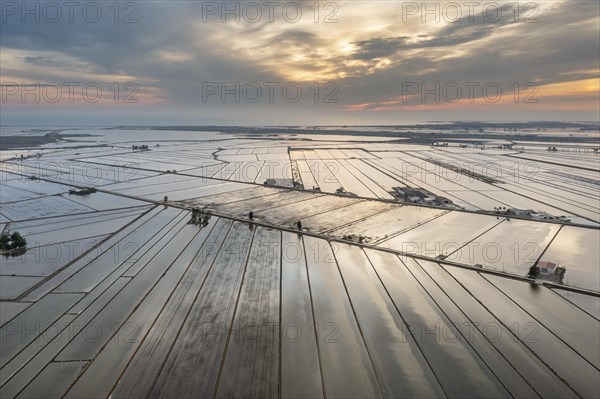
[1, 231, 27, 251]
[0, 234, 10, 250]
[190, 208, 200, 224]
[11, 232, 26, 248]
[527, 265, 539, 279]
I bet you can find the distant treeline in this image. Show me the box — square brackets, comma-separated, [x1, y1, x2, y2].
[109, 122, 600, 143]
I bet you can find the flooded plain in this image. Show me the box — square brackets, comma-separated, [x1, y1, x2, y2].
[0, 128, 598, 398]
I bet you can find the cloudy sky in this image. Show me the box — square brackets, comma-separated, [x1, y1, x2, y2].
[1, 0, 598, 125]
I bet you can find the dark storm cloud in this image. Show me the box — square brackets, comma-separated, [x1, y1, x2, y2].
[340, 1, 599, 107]
[351, 36, 411, 60]
[269, 29, 322, 45]
[351, 3, 523, 60]
[0, 3, 200, 74]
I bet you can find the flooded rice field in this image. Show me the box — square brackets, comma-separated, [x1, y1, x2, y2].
[0, 128, 598, 397]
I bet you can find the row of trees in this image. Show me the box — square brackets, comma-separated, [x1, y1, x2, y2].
[0, 231, 27, 251]
[190, 208, 210, 227]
